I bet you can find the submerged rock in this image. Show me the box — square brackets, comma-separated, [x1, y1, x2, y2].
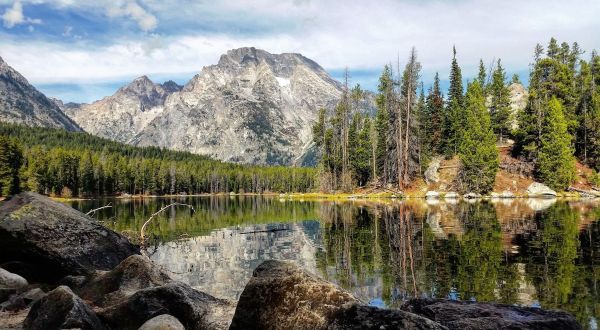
[401, 298, 581, 330]
[0, 192, 140, 282]
[23, 285, 105, 330]
[75, 255, 171, 307]
[138, 314, 185, 330]
[230, 260, 446, 330]
[98, 281, 234, 330]
[526, 182, 557, 197]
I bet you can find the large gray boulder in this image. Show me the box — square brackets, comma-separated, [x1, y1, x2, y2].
[425, 158, 441, 184]
[229, 260, 446, 330]
[23, 285, 105, 330]
[0, 268, 28, 289]
[526, 182, 557, 197]
[402, 299, 581, 330]
[98, 282, 234, 330]
[0, 192, 140, 282]
[75, 255, 171, 307]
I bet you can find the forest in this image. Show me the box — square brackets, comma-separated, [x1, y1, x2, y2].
[313, 38, 600, 193]
[0, 124, 316, 197]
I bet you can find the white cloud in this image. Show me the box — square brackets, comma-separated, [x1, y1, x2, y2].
[0, 0, 599, 99]
[1, 0, 41, 28]
[107, 0, 157, 32]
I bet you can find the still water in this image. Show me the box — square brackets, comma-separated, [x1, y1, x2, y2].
[66, 196, 600, 328]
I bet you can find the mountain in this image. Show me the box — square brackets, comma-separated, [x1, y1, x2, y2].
[65, 76, 182, 143]
[0, 56, 81, 131]
[508, 82, 528, 130]
[66, 47, 346, 165]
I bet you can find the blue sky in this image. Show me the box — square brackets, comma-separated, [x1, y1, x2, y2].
[0, 0, 599, 103]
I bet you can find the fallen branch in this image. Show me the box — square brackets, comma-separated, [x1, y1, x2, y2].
[140, 203, 195, 244]
[568, 186, 600, 197]
[240, 228, 290, 234]
[86, 203, 112, 216]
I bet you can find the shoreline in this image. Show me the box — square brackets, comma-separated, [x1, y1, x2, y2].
[47, 190, 600, 202]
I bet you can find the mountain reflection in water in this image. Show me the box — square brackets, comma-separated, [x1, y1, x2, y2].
[66, 196, 600, 329]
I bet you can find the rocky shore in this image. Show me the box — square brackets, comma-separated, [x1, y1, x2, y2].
[0, 192, 582, 329]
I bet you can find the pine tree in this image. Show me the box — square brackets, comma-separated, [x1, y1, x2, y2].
[511, 74, 521, 84]
[0, 136, 23, 197]
[536, 97, 576, 190]
[477, 59, 487, 89]
[353, 117, 373, 186]
[424, 73, 444, 155]
[489, 59, 512, 142]
[375, 65, 393, 183]
[442, 46, 465, 156]
[458, 81, 499, 194]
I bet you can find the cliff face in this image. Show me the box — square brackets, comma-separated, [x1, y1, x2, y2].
[67, 47, 344, 165]
[0, 56, 81, 131]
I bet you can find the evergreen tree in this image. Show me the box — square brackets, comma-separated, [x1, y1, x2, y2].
[489, 59, 513, 142]
[477, 59, 487, 89]
[375, 65, 393, 183]
[511, 74, 521, 84]
[0, 136, 23, 197]
[536, 97, 576, 190]
[424, 73, 444, 155]
[353, 117, 373, 186]
[442, 46, 465, 156]
[458, 81, 499, 194]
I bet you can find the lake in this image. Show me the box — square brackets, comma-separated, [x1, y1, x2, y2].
[65, 196, 600, 329]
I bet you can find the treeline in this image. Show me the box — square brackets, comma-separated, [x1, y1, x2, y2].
[0, 124, 316, 197]
[314, 38, 600, 193]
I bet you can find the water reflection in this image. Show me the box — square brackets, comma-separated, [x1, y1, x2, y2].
[66, 197, 600, 328]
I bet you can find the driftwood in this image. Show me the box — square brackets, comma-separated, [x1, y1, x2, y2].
[86, 203, 112, 216]
[240, 228, 290, 235]
[568, 186, 600, 197]
[140, 203, 195, 245]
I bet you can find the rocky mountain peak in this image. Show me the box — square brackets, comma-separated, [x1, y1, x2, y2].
[161, 80, 183, 94]
[0, 56, 81, 131]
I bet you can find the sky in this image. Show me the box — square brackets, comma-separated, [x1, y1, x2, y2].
[0, 0, 599, 103]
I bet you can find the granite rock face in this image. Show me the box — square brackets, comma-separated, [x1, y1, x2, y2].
[229, 260, 446, 330]
[0, 56, 81, 131]
[401, 298, 581, 330]
[65, 47, 361, 166]
[0, 192, 140, 282]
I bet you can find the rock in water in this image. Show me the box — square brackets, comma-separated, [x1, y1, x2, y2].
[0, 192, 139, 282]
[526, 182, 557, 197]
[23, 286, 105, 330]
[138, 314, 185, 330]
[402, 299, 581, 330]
[0, 268, 28, 289]
[229, 260, 446, 330]
[98, 282, 234, 330]
[75, 255, 171, 307]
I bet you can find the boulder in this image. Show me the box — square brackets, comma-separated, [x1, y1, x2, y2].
[444, 192, 459, 199]
[463, 192, 482, 199]
[0, 288, 16, 303]
[425, 158, 441, 184]
[98, 282, 234, 330]
[426, 191, 440, 199]
[526, 182, 557, 197]
[501, 190, 515, 198]
[401, 298, 581, 330]
[23, 285, 105, 330]
[138, 314, 185, 330]
[75, 255, 171, 307]
[0, 192, 140, 282]
[229, 260, 446, 330]
[0, 288, 45, 311]
[0, 268, 28, 289]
